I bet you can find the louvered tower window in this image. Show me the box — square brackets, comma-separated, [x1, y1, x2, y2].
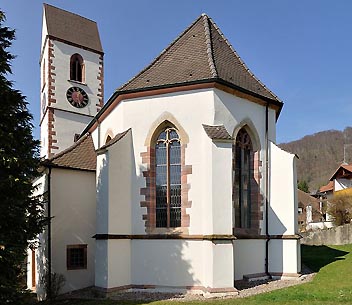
[155, 127, 181, 227]
[233, 128, 253, 228]
[70, 53, 84, 82]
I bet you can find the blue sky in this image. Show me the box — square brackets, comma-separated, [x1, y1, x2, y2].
[1, 0, 352, 143]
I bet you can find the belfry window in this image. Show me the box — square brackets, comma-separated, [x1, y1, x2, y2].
[155, 127, 181, 227]
[70, 53, 84, 82]
[233, 128, 253, 228]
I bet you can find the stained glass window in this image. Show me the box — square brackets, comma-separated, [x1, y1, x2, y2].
[155, 127, 181, 227]
[233, 128, 252, 228]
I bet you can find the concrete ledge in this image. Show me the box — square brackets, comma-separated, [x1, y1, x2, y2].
[94, 284, 238, 298]
[270, 272, 301, 280]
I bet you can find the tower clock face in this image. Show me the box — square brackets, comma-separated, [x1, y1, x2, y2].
[66, 87, 89, 108]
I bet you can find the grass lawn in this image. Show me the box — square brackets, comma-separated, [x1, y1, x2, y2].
[42, 244, 352, 305]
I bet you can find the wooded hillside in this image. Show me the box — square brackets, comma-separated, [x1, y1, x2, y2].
[279, 127, 352, 192]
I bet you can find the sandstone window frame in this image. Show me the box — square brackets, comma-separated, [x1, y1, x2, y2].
[232, 123, 262, 235]
[140, 115, 191, 234]
[155, 126, 181, 228]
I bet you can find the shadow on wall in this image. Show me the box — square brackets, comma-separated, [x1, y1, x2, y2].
[301, 245, 349, 272]
[268, 206, 287, 275]
[131, 238, 201, 289]
[96, 133, 200, 290]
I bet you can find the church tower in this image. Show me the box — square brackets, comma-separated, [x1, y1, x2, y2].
[40, 4, 103, 158]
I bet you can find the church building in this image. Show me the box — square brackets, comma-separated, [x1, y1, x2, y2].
[28, 4, 300, 298]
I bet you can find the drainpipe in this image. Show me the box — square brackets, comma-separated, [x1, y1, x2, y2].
[265, 102, 271, 277]
[47, 166, 52, 299]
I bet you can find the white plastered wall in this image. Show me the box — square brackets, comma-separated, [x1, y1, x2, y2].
[131, 240, 233, 289]
[95, 131, 133, 288]
[50, 168, 96, 293]
[233, 239, 266, 280]
[53, 109, 93, 152]
[335, 178, 352, 191]
[92, 87, 298, 288]
[94, 89, 215, 236]
[27, 174, 48, 295]
[268, 142, 300, 275]
[51, 40, 101, 117]
[50, 40, 100, 153]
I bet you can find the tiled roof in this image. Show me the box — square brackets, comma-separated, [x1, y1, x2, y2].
[44, 134, 96, 171]
[202, 124, 232, 141]
[43, 4, 103, 53]
[118, 14, 280, 103]
[330, 163, 352, 181]
[297, 189, 319, 205]
[96, 129, 131, 152]
[319, 181, 334, 193]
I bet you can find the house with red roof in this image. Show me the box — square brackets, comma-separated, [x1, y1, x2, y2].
[28, 4, 301, 299]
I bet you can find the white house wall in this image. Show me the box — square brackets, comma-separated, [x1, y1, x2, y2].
[50, 168, 96, 293]
[335, 178, 352, 191]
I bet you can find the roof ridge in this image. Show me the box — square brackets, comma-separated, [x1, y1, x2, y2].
[201, 14, 217, 78]
[43, 3, 98, 25]
[117, 15, 204, 91]
[207, 16, 281, 103]
[48, 133, 91, 162]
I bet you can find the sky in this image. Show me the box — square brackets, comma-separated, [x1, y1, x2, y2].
[1, 0, 352, 144]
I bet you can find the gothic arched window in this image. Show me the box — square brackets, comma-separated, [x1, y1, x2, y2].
[233, 128, 253, 228]
[155, 127, 181, 227]
[70, 53, 84, 82]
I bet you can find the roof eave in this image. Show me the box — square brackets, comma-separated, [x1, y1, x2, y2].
[41, 160, 96, 172]
[81, 78, 283, 137]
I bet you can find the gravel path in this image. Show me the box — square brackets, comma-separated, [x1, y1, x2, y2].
[65, 265, 315, 302]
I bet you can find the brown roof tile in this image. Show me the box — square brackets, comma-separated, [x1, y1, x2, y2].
[44, 134, 96, 171]
[118, 14, 280, 103]
[297, 189, 319, 206]
[330, 163, 352, 181]
[319, 181, 334, 193]
[44, 4, 103, 53]
[203, 124, 232, 141]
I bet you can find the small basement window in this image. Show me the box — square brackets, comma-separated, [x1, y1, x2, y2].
[67, 245, 87, 270]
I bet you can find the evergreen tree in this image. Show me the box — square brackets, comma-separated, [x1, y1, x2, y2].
[0, 10, 45, 303]
[298, 180, 309, 193]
